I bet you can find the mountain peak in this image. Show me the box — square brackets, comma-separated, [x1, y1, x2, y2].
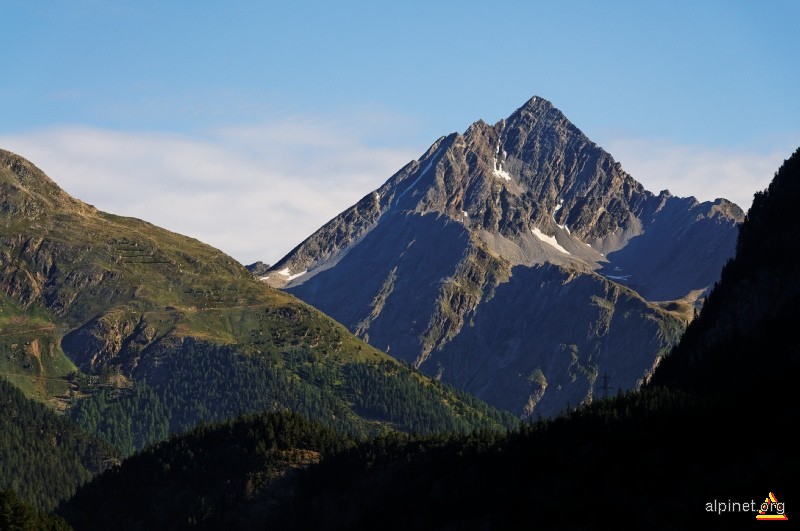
[267, 97, 743, 417]
[518, 94, 553, 112]
[268, 96, 743, 286]
[1, 149, 57, 192]
[504, 95, 560, 125]
[1, 148, 90, 219]
[468, 96, 556, 137]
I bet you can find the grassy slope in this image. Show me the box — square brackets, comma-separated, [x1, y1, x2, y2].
[0, 294, 76, 406]
[0, 149, 514, 444]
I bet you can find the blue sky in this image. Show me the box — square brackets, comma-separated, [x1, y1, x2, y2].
[2, 1, 799, 264]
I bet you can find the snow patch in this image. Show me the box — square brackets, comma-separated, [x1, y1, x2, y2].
[274, 267, 308, 282]
[557, 223, 571, 234]
[552, 199, 565, 223]
[493, 167, 512, 181]
[492, 158, 512, 181]
[285, 270, 307, 281]
[531, 227, 570, 255]
[462, 210, 469, 218]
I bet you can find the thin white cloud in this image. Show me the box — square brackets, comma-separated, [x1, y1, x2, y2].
[0, 116, 420, 265]
[5, 123, 797, 268]
[604, 137, 800, 211]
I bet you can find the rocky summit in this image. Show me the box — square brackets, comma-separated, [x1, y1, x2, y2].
[265, 96, 743, 417]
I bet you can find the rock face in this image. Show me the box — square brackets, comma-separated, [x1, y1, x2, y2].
[245, 261, 271, 277]
[267, 96, 743, 417]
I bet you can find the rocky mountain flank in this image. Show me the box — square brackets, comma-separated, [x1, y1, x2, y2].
[266, 96, 743, 417]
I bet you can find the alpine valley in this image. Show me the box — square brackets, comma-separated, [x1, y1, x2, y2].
[263, 96, 744, 417]
[54, 146, 800, 531]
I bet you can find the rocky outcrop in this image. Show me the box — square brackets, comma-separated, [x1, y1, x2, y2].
[245, 261, 271, 277]
[61, 311, 159, 372]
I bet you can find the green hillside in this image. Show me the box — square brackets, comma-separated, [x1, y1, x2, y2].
[0, 294, 74, 407]
[0, 149, 515, 465]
